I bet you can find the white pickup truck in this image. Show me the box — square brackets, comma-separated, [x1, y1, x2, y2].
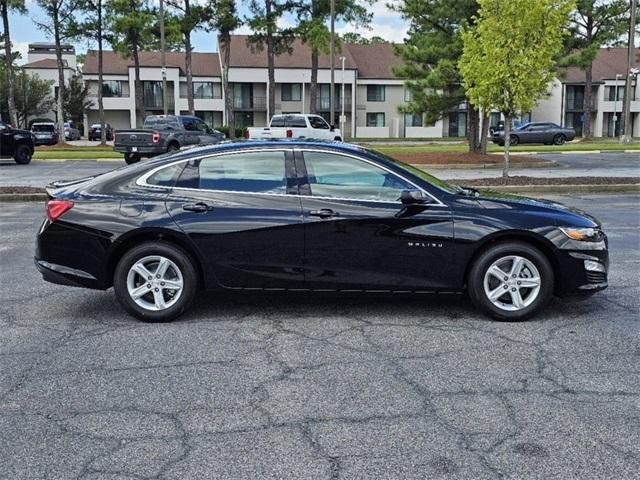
[245, 114, 342, 141]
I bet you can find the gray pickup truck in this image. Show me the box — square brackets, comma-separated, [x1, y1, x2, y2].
[114, 115, 225, 164]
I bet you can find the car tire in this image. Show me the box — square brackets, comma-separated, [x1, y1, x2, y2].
[467, 241, 554, 321]
[334, 136, 342, 141]
[509, 135, 519, 146]
[124, 153, 141, 164]
[14, 144, 32, 165]
[113, 241, 198, 322]
[167, 142, 180, 153]
[553, 134, 566, 145]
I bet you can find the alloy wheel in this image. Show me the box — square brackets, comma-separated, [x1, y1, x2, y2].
[126, 255, 184, 311]
[483, 255, 541, 311]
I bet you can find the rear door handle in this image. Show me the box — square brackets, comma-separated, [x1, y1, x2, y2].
[309, 208, 338, 219]
[182, 202, 214, 213]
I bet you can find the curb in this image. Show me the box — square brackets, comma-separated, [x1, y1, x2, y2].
[478, 184, 640, 194]
[418, 161, 556, 170]
[0, 193, 48, 202]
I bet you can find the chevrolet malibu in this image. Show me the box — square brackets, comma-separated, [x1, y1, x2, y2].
[35, 141, 608, 322]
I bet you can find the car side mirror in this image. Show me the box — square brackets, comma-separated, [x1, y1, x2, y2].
[400, 189, 430, 205]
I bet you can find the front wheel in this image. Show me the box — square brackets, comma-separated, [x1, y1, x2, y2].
[467, 242, 554, 321]
[113, 242, 198, 322]
[124, 153, 141, 164]
[553, 134, 566, 145]
[509, 135, 519, 146]
[14, 144, 32, 164]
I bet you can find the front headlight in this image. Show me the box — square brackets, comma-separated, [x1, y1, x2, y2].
[560, 227, 602, 242]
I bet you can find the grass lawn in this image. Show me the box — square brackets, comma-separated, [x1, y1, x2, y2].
[33, 150, 122, 160]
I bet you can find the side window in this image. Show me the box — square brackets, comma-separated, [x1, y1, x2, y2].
[194, 119, 210, 133]
[309, 116, 330, 129]
[182, 118, 198, 131]
[146, 162, 185, 187]
[285, 116, 307, 128]
[178, 151, 288, 194]
[303, 151, 412, 202]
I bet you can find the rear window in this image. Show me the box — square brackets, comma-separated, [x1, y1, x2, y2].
[32, 125, 55, 132]
[285, 116, 307, 128]
[270, 117, 285, 128]
[144, 117, 180, 129]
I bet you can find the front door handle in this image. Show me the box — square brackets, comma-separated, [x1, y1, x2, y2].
[182, 202, 214, 213]
[309, 208, 338, 219]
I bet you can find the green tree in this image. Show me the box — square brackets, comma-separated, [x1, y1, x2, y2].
[246, 0, 296, 118]
[106, 0, 155, 126]
[63, 75, 92, 127]
[35, 0, 82, 144]
[0, 63, 55, 128]
[392, 0, 484, 152]
[1, 0, 26, 126]
[341, 32, 387, 44]
[460, 0, 574, 177]
[560, 0, 630, 139]
[294, 0, 372, 116]
[208, 0, 241, 137]
[166, 0, 211, 115]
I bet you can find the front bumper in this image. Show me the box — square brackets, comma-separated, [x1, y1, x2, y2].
[554, 248, 609, 297]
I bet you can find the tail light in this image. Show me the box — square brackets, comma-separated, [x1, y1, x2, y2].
[46, 200, 74, 222]
[244, 130, 250, 139]
[152, 131, 160, 144]
[286, 129, 293, 138]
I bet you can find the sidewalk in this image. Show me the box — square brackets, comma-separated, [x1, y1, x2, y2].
[430, 166, 640, 180]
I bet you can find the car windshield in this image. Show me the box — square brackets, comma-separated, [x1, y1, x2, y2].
[32, 125, 54, 132]
[366, 148, 459, 194]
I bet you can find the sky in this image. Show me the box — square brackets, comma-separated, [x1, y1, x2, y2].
[7, 0, 408, 65]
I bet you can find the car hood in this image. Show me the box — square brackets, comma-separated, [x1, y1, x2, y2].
[473, 189, 601, 227]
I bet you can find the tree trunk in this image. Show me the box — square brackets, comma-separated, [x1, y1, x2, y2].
[133, 46, 144, 127]
[309, 50, 318, 114]
[480, 110, 490, 155]
[220, 32, 235, 138]
[467, 104, 480, 153]
[185, 32, 195, 115]
[98, 1, 106, 145]
[1, 1, 18, 126]
[503, 114, 511, 179]
[53, 7, 66, 145]
[582, 63, 592, 139]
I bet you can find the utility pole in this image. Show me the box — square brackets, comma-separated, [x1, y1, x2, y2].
[160, 0, 168, 116]
[329, 0, 335, 127]
[620, 0, 637, 143]
[613, 73, 621, 136]
[340, 56, 346, 138]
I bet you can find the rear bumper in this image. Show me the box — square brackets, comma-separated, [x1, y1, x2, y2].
[114, 145, 166, 156]
[35, 258, 104, 289]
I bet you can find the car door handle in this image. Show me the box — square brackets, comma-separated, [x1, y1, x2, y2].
[182, 202, 214, 213]
[309, 208, 338, 219]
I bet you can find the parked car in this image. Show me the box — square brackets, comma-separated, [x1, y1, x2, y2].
[245, 114, 342, 141]
[88, 123, 114, 141]
[492, 122, 576, 146]
[36, 141, 608, 323]
[489, 119, 522, 135]
[0, 120, 35, 164]
[31, 122, 59, 146]
[64, 122, 81, 141]
[114, 115, 225, 164]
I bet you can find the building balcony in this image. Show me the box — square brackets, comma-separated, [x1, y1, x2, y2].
[233, 96, 267, 111]
[316, 96, 352, 112]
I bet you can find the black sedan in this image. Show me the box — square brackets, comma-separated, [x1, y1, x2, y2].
[492, 122, 576, 146]
[88, 123, 114, 141]
[35, 141, 608, 322]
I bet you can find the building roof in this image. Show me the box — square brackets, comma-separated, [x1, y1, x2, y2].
[561, 47, 639, 83]
[344, 43, 403, 79]
[22, 58, 70, 69]
[83, 51, 221, 76]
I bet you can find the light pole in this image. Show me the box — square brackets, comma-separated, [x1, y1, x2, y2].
[160, 0, 168, 115]
[613, 73, 621, 137]
[301, 72, 306, 114]
[329, 0, 335, 127]
[340, 56, 346, 138]
[620, 0, 637, 143]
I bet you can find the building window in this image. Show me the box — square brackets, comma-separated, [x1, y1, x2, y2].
[366, 113, 385, 127]
[367, 85, 385, 102]
[193, 82, 214, 99]
[281, 83, 302, 101]
[102, 81, 123, 97]
[606, 85, 625, 102]
[404, 113, 423, 127]
[195, 111, 214, 128]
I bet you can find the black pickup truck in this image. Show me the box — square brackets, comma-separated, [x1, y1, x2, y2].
[114, 115, 225, 164]
[0, 121, 35, 164]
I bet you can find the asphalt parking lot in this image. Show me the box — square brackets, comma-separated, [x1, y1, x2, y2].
[1, 193, 639, 479]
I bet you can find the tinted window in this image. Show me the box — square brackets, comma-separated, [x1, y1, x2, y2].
[176, 151, 287, 194]
[270, 116, 285, 128]
[146, 162, 185, 187]
[285, 116, 307, 128]
[182, 117, 198, 131]
[308, 116, 330, 129]
[303, 151, 411, 202]
[32, 125, 55, 132]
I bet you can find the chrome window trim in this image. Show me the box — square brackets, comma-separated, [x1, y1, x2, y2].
[135, 145, 447, 207]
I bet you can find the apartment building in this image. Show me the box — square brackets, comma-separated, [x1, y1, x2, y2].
[25, 39, 638, 138]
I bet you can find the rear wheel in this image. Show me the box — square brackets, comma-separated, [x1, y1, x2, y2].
[124, 153, 141, 164]
[553, 134, 566, 145]
[14, 144, 32, 164]
[334, 136, 342, 142]
[113, 242, 198, 322]
[167, 142, 179, 153]
[509, 135, 519, 146]
[467, 241, 554, 321]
